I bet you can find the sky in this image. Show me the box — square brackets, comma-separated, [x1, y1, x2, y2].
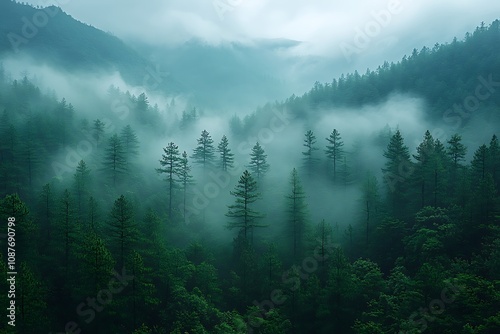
[25, 0, 500, 61]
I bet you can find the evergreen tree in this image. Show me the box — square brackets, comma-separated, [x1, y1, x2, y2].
[447, 133, 467, 197]
[73, 160, 91, 222]
[382, 129, 413, 219]
[0, 193, 36, 264]
[226, 170, 266, 243]
[179, 151, 194, 222]
[93, 119, 106, 148]
[17, 262, 49, 332]
[56, 98, 74, 147]
[102, 134, 127, 188]
[447, 134, 467, 169]
[108, 194, 136, 269]
[127, 250, 159, 331]
[488, 134, 500, 190]
[56, 189, 77, 275]
[191, 129, 216, 170]
[325, 129, 344, 183]
[120, 124, 140, 161]
[248, 142, 270, 180]
[413, 130, 436, 208]
[286, 168, 308, 263]
[314, 219, 334, 284]
[0, 121, 20, 195]
[156, 142, 182, 218]
[302, 130, 318, 177]
[20, 113, 42, 194]
[471, 144, 488, 181]
[88, 196, 100, 232]
[217, 135, 234, 171]
[135, 92, 149, 124]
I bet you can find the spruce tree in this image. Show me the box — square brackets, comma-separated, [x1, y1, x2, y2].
[102, 134, 127, 188]
[73, 160, 91, 222]
[447, 134, 467, 197]
[156, 142, 182, 218]
[412, 130, 435, 208]
[217, 135, 234, 171]
[108, 194, 136, 269]
[191, 129, 216, 170]
[93, 119, 106, 148]
[325, 129, 344, 183]
[248, 142, 270, 180]
[302, 130, 318, 177]
[488, 134, 500, 190]
[382, 129, 413, 219]
[179, 151, 194, 222]
[120, 124, 140, 161]
[286, 168, 308, 263]
[226, 170, 266, 243]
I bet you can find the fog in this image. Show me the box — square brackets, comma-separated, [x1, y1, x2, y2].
[2, 48, 496, 252]
[2, 1, 499, 251]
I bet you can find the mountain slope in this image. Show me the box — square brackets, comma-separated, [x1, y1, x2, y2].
[0, 0, 180, 92]
[284, 20, 500, 121]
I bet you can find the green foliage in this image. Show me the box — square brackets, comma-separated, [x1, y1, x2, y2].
[226, 170, 266, 242]
[191, 129, 216, 169]
[248, 142, 270, 180]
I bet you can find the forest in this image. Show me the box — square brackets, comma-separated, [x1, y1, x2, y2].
[0, 5, 499, 334]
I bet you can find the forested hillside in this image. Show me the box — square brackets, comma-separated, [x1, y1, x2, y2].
[0, 0, 180, 92]
[260, 20, 500, 121]
[0, 12, 499, 334]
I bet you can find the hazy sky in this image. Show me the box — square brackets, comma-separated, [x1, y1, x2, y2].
[27, 1, 499, 49]
[22, 0, 500, 81]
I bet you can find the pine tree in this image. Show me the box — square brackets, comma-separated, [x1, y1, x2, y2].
[156, 142, 182, 218]
[447, 134, 467, 197]
[108, 194, 137, 269]
[432, 139, 449, 207]
[302, 130, 318, 177]
[0, 193, 36, 264]
[135, 92, 149, 124]
[88, 196, 100, 232]
[226, 170, 266, 243]
[179, 151, 194, 222]
[0, 121, 20, 195]
[74, 160, 91, 222]
[56, 189, 77, 275]
[78, 231, 114, 293]
[248, 142, 270, 180]
[217, 135, 234, 171]
[286, 168, 308, 263]
[127, 250, 159, 330]
[102, 134, 127, 188]
[56, 98, 74, 148]
[382, 129, 413, 219]
[471, 144, 488, 181]
[413, 130, 435, 208]
[93, 119, 106, 148]
[17, 262, 49, 332]
[20, 113, 42, 194]
[447, 134, 467, 169]
[488, 134, 500, 190]
[120, 124, 140, 161]
[191, 129, 216, 170]
[325, 129, 344, 183]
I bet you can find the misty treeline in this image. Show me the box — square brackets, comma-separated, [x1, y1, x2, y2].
[0, 24, 499, 334]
